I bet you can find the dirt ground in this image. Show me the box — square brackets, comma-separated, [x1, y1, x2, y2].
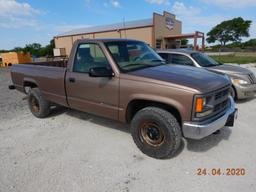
[0, 67, 256, 192]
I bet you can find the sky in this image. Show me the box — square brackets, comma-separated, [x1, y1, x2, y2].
[0, 0, 256, 49]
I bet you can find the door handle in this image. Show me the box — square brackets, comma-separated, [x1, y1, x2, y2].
[69, 77, 76, 83]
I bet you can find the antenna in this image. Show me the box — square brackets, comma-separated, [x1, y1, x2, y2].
[123, 17, 127, 39]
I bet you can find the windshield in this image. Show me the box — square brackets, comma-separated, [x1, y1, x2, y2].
[104, 41, 165, 72]
[191, 53, 222, 67]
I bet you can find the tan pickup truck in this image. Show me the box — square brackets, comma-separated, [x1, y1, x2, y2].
[9, 39, 237, 159]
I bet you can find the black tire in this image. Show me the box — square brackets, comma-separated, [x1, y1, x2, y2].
[131, 107, 181, 159]
[28, 88, 50, 118]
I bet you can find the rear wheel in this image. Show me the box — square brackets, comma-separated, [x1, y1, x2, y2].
[28, 88, 50, 118]
[131, 107, 181, 159]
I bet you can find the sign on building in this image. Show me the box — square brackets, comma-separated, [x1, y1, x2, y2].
[165, 17, 175, 30]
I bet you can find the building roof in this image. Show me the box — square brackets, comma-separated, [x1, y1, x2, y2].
[56, 18, 153, 38]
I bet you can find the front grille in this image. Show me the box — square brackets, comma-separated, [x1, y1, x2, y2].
[213, 87, 230, 115]
[214, 99, 229, 112]
[214, 88, 229, 100]
[193, 86, 231, 122]
[248, 73, 256, 84]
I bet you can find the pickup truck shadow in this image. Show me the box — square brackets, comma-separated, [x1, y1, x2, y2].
[185, 127, 232, 152]
[64, 108, 186, 158]
[49, 106, 230, 156]
[235, 98, 254, 104]
[51, 107, 131, 133]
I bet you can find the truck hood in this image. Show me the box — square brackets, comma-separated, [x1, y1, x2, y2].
[128, 64, 231, 93]
[207, 64, 251, 75]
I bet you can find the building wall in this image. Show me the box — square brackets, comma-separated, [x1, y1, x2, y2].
[94, 31, 121, 38]
[120, 27, 153, 46]
[54, 36, 73, 56]
[1, 52, 31, 67]
[54, 11, 182, 55]
[17, 53, 32, 64]
[154, 11, 182, 49]
[54, 26, 153, 56]
[72, 34, 94, 42]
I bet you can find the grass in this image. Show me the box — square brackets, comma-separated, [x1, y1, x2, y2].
[211, 52, 256, 64]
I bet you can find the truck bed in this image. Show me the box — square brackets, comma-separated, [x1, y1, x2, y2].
[25, 60, 67, 68]
[10, 63, 68, 107]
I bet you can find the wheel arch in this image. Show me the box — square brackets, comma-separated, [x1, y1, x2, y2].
[23, 78, 38, 94]
[126, 99, 182, 126]
[231, 84, 238, 100]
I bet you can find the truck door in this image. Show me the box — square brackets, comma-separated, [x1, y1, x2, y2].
[65, 43, 119, 120]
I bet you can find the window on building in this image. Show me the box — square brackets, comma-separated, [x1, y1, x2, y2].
[156, 39, 162, 49]
[73, 43, 110, 73]
[170, 54, 194, 66]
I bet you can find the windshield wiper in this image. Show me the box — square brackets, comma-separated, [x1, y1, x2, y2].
[150, 59, 165, 62]
[122, 62, 164, 72]
[122, 63, 149, 68]
[205, 64, 221, 67]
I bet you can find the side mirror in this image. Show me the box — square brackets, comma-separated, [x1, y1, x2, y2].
[89, 67, 114, 78]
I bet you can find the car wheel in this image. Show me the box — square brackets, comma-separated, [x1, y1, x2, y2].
[28, 88, 50, 118]
[131, 107, 181, 159]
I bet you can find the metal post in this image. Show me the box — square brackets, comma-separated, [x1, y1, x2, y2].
[194, 32, 198, 50]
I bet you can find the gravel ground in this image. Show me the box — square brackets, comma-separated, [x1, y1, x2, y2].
[0, 67, 256, 192]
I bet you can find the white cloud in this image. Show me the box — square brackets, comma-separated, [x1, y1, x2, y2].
[0, 16, 39, 28]
[201, 0, 256, 8]
[146, 0, 170, 5]
[172, 1, 200, 17]
[172, 1, 256, 45]
[110, 0, 121, 8]
[0, 0, 42, 29]
[172, 1, 228, 37]
[249, 21, 256, 38]
[0, 0, 40, 16]
[103, 0, 121, 8]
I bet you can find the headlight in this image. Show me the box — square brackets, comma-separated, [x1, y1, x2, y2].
[194, 96, 214, 118]
[231, 78, 249, 85]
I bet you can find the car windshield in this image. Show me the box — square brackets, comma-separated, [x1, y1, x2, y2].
[191, 53, 222, 67]
[104, 41, 165, 72]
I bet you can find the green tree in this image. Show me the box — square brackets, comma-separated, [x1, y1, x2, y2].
[23, 43, 42, 56]
[1, 39, 55, 57]
[244, 38, 256, 47]
[181, 39, 188, 46]
[13, 47, 24, 52]
[207, 17, 252, 46]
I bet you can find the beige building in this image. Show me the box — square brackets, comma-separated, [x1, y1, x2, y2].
[54, 11, 204, 56]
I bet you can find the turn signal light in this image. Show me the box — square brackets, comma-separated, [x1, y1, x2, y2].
[195, 97, 204, 112]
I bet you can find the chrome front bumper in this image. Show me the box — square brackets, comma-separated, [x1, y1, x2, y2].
[182, 97, 237, 139]
[235, 83, 256, 99]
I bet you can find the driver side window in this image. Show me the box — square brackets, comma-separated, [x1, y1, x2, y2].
[73, 43, 109, 73]
[170, 54, 194, 66]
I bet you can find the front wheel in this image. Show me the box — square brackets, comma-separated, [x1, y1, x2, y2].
[131, 107, 181, 159]
[28, 88, 50, 118]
